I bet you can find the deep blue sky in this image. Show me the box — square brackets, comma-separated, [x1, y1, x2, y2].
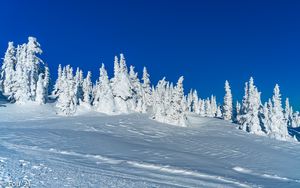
[0, 0, 299, 109]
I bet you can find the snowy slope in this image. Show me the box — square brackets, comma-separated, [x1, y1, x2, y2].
[0, 104, 300, 188]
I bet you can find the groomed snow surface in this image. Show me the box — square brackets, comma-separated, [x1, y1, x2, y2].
[0, 103, 300, 188]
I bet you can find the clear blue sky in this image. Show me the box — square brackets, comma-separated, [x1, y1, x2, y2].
[0, 0, 299, 109]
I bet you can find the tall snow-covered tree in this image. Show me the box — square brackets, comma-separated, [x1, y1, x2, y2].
[269, 84, 290, 140]
[223, 80, 233, 121]
[152, 78, 168, 122]
[55, 65, 77, 115]
[1, 42, 16, 96]
[166, 76, 187, 126]
[141, 67, 152, 112]
[238, 77, 263, 134]
[129, 65, 143, 112]
[26, 36, 43, 101]
[14, 44, 31, 103]
[111, 54, 134, 113]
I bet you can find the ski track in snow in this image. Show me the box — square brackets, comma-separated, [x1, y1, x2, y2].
[0, 104, 300, 187]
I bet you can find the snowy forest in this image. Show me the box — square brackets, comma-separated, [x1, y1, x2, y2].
[1, 37, 299, 142]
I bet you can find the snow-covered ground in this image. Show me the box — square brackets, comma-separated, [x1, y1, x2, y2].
[0, 103, 300, 188]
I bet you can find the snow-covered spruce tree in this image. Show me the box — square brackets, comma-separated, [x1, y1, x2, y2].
[187, 89, 194, 112]
[43, 65, 50, 100]
[111, 54, 135, 113]
[13, 44, 31, 103]
[152, 78, 168, 122]
[268, 84, 290, 140]
[205, 98, 213, 117]
[238, 77, 263, 134]
[74, 68, 84, 103]
[166, 76, 187, 126]
[93, 64, 115, 114]
[35, 73, 46, 104]
[292, 112, 300, 128]
[129, 65, 143, 112]
[233, 101, 241, 122]
[5, 37, 48, 104]
[284, 98, 293, 127]
[55, 65, 77, 115]
[222, 80, 233, 121]
[1, 42, 16, 97]
[52, 64, 63, 98]
[260, 100, 272, 134]
[216, 105, 222, 118]
[199, 99, 206, 116]
[210, 95, 217, 117]
[82, 71, 93, 105]
[192, 90, 200, 114]
[141, 67, 152, 112]
[26, 36, 44, 101]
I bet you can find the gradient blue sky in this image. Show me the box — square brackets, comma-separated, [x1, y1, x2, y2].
[0, 0, 299, 109]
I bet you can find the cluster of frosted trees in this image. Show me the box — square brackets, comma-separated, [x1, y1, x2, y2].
[51, 54, 188, 126]
[0, 37, 299, 140]
[0, 37, 49, 104]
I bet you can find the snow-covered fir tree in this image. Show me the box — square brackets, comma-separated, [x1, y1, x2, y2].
[216, 105, 222, 118]
[52, 64, 62, 98]
[93, 64, 115, 114]
[238, 77, 263, 134]
[141, 67, 152, 112]
[1, 37, 48, 104]
[284, 98, 293, 127]
[35, 73, 46, 104]
[1, 42, 16, 96]
[210, 95, 217, 117]
[82, 71, 93, 105]
[205, 98, 213, 117]
[166, 76, 187, 126]
[55, 65, 77, 115]
[129, 65, 143, 112]
[222, 80, 233, 121]
[268, 84, 290, 140]
[111, 54, 135, 113]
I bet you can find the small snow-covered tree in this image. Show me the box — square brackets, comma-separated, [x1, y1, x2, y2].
[222, 80, 233, 121]
[284, 98, 293, 127]
[199, 99, 206, 116]
[216, 105, 222, 118]
[93, 64, 115, 114]
[52, 64, 63, 98]
[35, 73, 46, 104]
[210, 95, 217, 117]
[192, 90, 200, 114]
[82, 71, 93, 105]
[205, 98, 213, 117]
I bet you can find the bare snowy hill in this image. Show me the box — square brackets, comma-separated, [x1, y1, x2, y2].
[0, 103, 300, 188]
